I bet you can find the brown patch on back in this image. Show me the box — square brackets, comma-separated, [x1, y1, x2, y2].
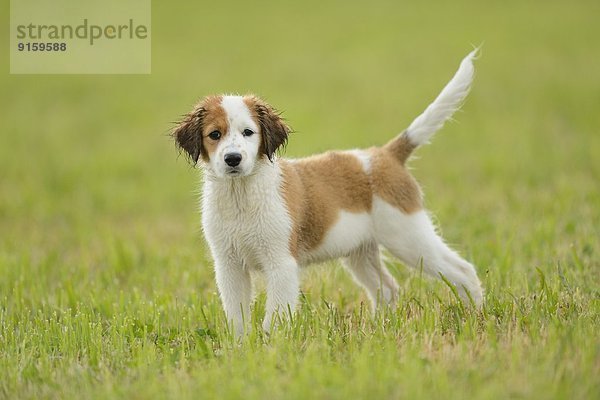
[370, 147, 423, 213]
[280, 146, 423, 259]
[279, 152, 372, 259]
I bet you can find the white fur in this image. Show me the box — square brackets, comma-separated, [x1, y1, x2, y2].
[303, 197, 482, 308]
[207, 96, 261, 179]
[198, 52, 483, 335]
[346, 149, 372, 173]
[371, 197, 482, 305]
[405, 49, 478, 146]
[202, 161, 299, 334]
[304, 211, 373, 264]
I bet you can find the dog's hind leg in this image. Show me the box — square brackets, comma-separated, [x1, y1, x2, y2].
[373, 198, 483, 306]
[343, 241, 399, 311]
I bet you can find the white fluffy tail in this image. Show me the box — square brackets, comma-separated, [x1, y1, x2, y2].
[405, 49, 478, 146]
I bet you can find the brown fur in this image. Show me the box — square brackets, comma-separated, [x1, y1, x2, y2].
[175, 95, 291, 164]
[280, 147, 422, 259]
[244, 96, 291, 161]
[173, 95, 227, 163]
[382, 131, 416, 164]
[280, 152, 370, 258]
[371, 147, 423, 213]
[199, 96, 229, 160]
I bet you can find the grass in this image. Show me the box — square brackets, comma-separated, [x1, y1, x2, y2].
[1, 0, 599, 398]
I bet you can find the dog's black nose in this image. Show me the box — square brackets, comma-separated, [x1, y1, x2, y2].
[224, 152, 242, 167]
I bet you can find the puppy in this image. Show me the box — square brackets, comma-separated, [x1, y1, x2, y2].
[173, 50, 483, 334]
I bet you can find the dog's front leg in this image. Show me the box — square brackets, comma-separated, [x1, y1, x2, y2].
[261, 256, 299, 332]
[213, 252, 252, 337]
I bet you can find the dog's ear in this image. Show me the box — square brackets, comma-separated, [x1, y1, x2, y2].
[172, 106, 206, 164]
[255, 100, 291, 161]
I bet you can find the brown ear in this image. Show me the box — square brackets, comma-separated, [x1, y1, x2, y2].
[255, 101, 291, 161]
[172, 106, 206, 164]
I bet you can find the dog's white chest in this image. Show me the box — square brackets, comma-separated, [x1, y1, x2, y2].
[201, 168, 292, 268]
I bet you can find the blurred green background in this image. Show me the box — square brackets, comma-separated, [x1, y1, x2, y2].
[2, 0, 598, 285]
[1, 0, 599, 398]
[2, 0, 598, 258]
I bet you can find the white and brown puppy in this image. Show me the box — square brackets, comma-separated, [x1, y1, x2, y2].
[173, 50, 483, 334]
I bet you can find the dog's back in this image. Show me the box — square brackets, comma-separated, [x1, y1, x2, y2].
[279, 145, 423, 264]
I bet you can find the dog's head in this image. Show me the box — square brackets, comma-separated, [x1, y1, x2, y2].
[173, 95, 290, 178]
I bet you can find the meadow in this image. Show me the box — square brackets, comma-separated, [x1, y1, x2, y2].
[1, 0, 599, 398]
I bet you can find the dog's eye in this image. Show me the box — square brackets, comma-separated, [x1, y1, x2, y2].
[208, 131, 221, 140]
[242, 129, 254, 137]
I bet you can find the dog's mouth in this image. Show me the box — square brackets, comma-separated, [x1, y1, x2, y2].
[226, 167, 241, 175]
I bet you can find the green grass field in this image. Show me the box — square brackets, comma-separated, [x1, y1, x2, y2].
[1, 0, 599, 398]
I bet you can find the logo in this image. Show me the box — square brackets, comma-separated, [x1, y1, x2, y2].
[10, 0, 151, 74]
